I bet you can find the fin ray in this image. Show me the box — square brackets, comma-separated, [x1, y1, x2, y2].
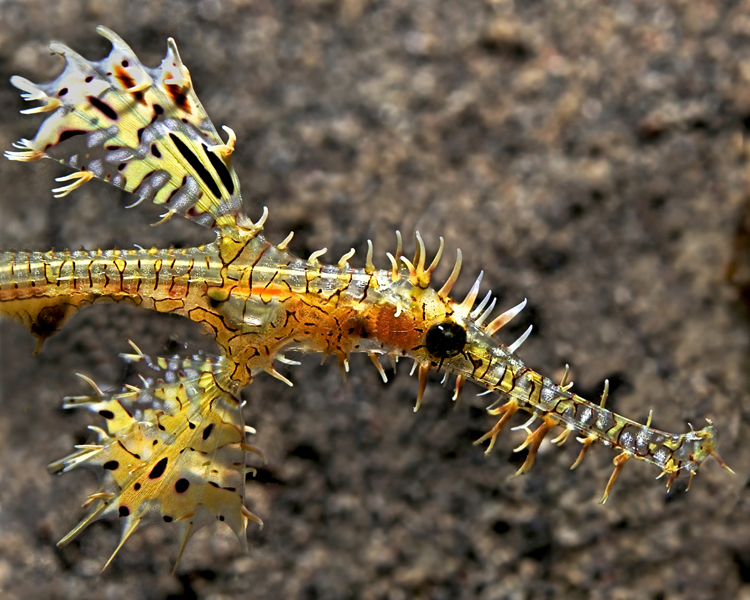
[50, 347, 263, 570]
[6, 26, 244, 229]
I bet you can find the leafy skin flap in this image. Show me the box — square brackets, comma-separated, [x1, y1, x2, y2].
[48, 349, 264, 571]
[5, 26, 243, 229]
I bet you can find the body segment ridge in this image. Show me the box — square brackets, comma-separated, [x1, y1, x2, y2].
[0, 26, 732, 571]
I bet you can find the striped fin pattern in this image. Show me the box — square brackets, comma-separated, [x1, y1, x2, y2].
[5, 26, 242, 229]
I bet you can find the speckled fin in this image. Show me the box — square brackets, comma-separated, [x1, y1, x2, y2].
[5, 26, 243, 229]
[48, 349, 264, 571]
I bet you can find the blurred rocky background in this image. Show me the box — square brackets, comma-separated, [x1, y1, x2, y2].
[1, 0, 750, 598]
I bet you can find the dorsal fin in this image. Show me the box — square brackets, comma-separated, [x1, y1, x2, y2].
[5, 26, 243, 229]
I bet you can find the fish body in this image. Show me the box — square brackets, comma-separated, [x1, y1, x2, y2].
[0, 27, 730, 570]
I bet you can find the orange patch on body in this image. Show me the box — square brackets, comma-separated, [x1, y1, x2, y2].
[251, 282, 293, 303]
[366, 303, 423, 351]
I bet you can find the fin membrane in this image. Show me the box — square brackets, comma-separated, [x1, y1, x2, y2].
[49, 346, 264, 570]
[6, 26, 243, 229]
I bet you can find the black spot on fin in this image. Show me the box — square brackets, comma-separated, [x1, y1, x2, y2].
[169, 133, 222, 199]
[87, 96, 118, 121]
[202, 144, 235, 195]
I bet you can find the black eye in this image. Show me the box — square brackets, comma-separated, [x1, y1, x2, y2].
[425, 320, 467, 359]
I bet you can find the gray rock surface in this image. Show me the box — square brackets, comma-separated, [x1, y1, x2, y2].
[1, 1, 749, 598]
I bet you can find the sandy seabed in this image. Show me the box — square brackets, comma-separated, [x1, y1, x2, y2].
[1, 1, 749, 598]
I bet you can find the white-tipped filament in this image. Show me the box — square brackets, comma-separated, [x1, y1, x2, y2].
[470, 290, 493, 321]
[507, 325, 533, 354]
[511, 414, 537, 433]
[486, 298, 527, 335]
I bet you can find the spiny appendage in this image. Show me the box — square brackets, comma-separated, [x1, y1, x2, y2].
[374, 232, 732, 502]
[49, 342, 265, 571]
[5, 26, 243, 229]
[473, 367, 733, 503]
[387, 231, 533, 412]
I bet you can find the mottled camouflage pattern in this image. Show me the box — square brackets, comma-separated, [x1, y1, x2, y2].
[0, 27, 731, 570]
